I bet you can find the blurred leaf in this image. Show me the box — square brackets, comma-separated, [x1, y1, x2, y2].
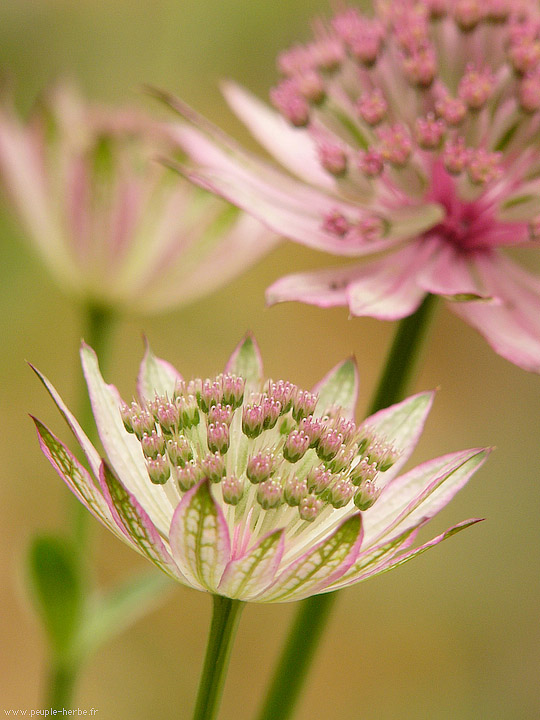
[27, 534, 84, 660]
[78, 570, 174, 659]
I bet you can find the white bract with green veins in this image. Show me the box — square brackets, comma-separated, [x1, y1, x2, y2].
[33, 335, 488, 602]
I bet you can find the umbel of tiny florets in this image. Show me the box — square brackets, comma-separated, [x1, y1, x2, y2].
[32, 334, 488, 602]
[119, 366, 395, 526]
[269, 0, 540, 245]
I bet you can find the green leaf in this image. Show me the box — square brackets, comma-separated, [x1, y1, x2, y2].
[224, 333, 263, 391]
[78, 571, 174, 658]
[27, 535, 84, 660]
[312, 357, 358, 418]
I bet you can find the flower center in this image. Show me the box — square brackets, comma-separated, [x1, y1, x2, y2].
[424, 163, 498, 254]
[120, 373, 400, 537]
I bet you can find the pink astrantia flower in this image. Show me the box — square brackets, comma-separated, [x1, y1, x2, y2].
[167, 0, 540, 371]
[32, 334, 488, 602]
[0, 83, 277, 314]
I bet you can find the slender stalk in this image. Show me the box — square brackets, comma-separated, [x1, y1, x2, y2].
[43, 301, 116, 712]
[367, 294, 437, 416]
[193, 595, 245, 720]
[45, 660, 79, 711]
[256, 295, 438, 720]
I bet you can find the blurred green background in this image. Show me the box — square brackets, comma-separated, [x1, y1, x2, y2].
[1, 1, 539, 718]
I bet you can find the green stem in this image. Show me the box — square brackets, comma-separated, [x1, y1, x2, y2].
[42, 301, 116, 712]
[193, 595, 245, 720]
[256, 295, 438, 720]
[367, 294, 437, 416]
[45, 660, 79, 711]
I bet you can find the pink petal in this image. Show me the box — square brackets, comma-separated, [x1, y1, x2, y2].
[312, 356, 359, 420]
[452, 254, 540, 372]
[32, 417, 122, 539]
[0, 109, 59, 254]
[81, 343, 176, 535]
[329, 519, 481, 590]
[137, 338, 183, 403]
[322, 524, 419, 592]
[256, 514, 363, 602]
[225, 331, 264, 394]
[266, 264, 364, 308]
[222, 81, 336, 190]
[346, 243, 434, 320]
[30, 364, 102, 478]
[173, 123, 396, 257]
[142, 211, 279, 313]
[416, 239, 490, 298]
[363, 518, 483, 577]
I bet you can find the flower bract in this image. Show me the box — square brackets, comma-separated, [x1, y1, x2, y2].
[32, 334, 488, 602]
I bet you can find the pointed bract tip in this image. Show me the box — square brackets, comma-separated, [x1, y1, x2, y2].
[142, 84, 174, 106]
[225, 332, 263, 386]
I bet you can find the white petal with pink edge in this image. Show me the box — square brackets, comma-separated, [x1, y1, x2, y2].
[137, 339, 184, 402]
[256, 514, 363, 602]
[218, 528, 285, 601]
[362, 448, 489, 547]
[169, 481, 231, 592]
[81, 343, 177, 534]
[312, 356, 359, 420]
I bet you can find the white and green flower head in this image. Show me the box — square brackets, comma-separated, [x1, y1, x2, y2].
[33, 334, 488, 602]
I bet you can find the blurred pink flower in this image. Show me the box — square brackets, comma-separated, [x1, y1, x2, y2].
[32, 334, 487, 602]
[171, 0, 540, 371]
[0, 83, 277, 314]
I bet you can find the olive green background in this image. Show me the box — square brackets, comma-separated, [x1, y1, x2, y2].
[1, 1, 539, 718]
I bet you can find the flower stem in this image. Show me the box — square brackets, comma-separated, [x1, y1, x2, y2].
[46, 660, 79, 711]
[42, 301, 116, 712]
[255, 294, 437, 720]
[193, 595, 245, 720]
[366, 294, 437, 416]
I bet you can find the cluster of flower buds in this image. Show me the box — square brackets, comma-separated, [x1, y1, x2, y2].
[121, 372, 399, 523]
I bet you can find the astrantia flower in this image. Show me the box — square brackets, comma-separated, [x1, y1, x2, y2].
[0, 83, 277, 314]
[168, 0, 540, 371]
[32, 334, 488, 602]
